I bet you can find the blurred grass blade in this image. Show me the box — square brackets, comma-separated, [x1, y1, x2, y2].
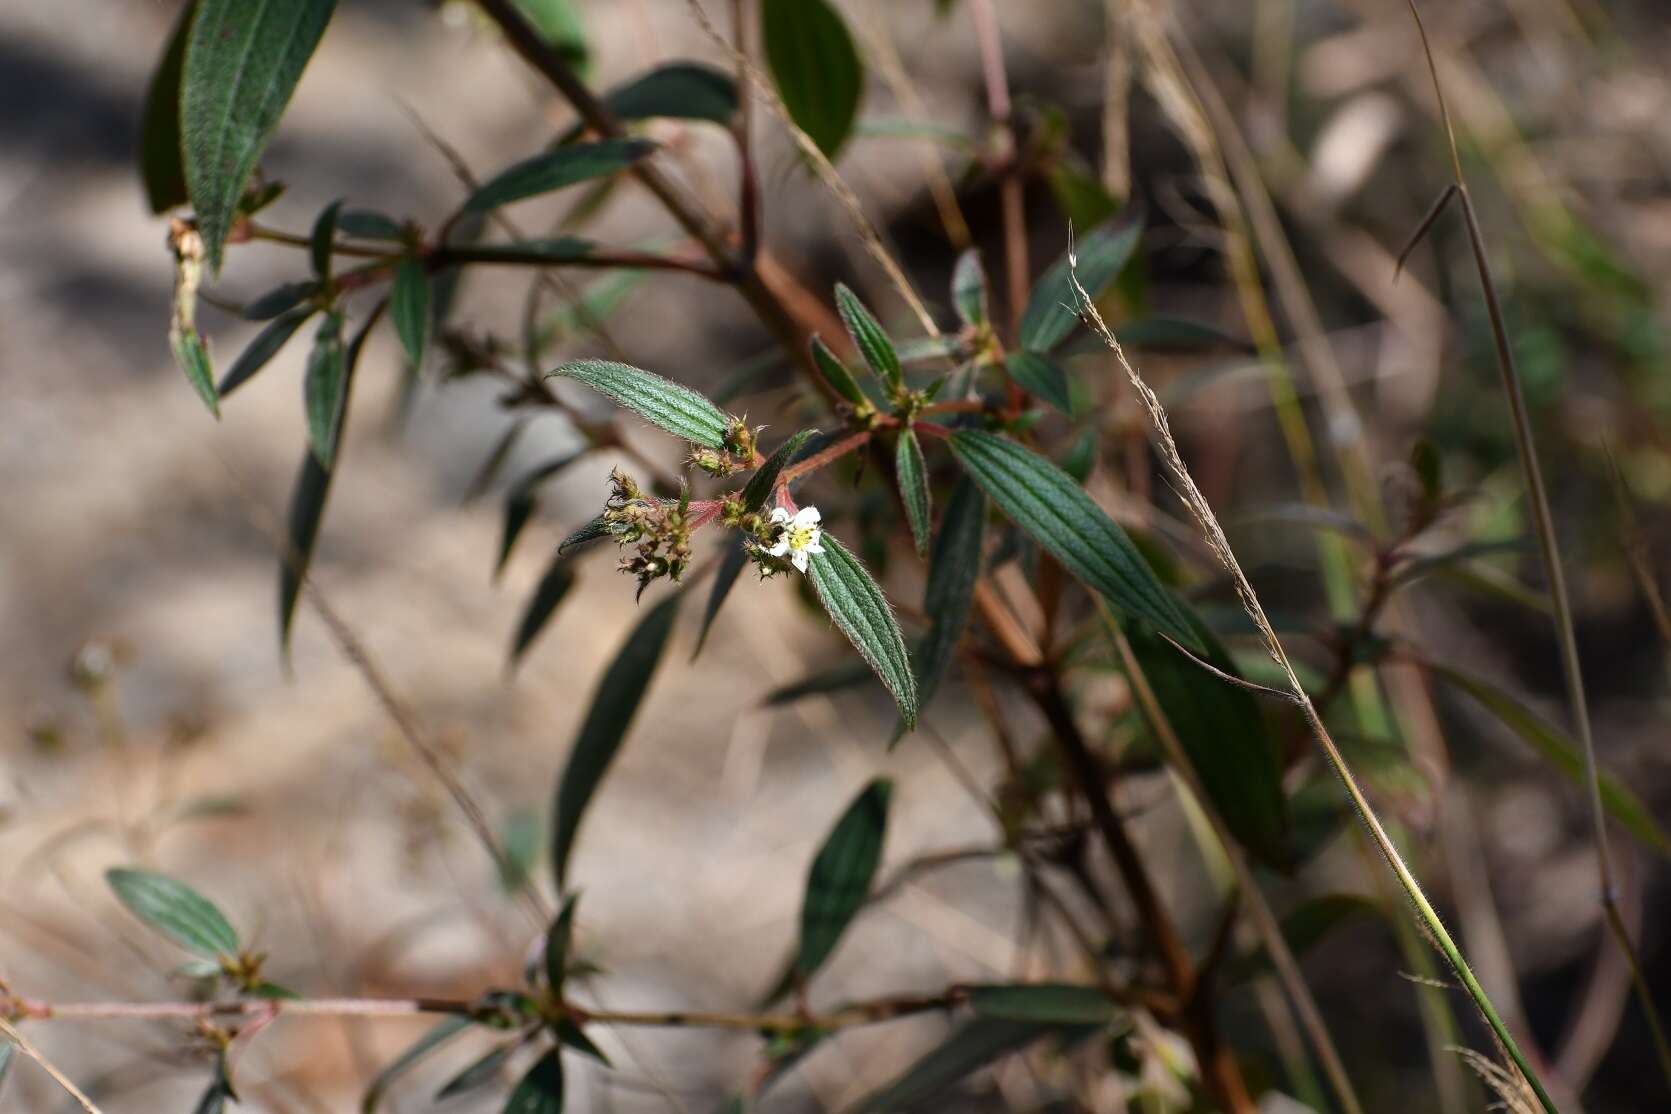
[894, 428, 932, 557]
[951, 248, 988, 328]
[463, 139, 654, 214]
[139, 0, 194, 212]
[551, 592, 681, 888]
[361, 1016, 472, 1113]
[548, 359, 730, 449]
[914, 477, 984, 712]
[280, 303, 380, 652]
[797, 778, 891, 980]
[509, 550, 578, 671]
[391, 255, 430, 370]
[742, 429, 819, 513]
[1126, 615, 1289, 867]
[183, 0, 338, 269]
[851, 1018, 1054, 1113]
[1227, 895, 1382, 983]
[806, 537, 918, 727]
[1020, 217, 1141, 353]
[302, 309, 347, 469]
[218, 306, 313, 398]
[106, 868, 238, 958]
[761, 0, 862, 158]
[435, 1041, 517, 1100]
[598, 62, 737, 127]
[968, 984, 1120, 1024]
[834, 284, 901, 390]
[1428, 662, 1669, 854]
[1005, 351, 1072, 414]
[694, 533, 750, 660]
[948, 429, 1200, 652]
[503, 1048, 564, 1113]
[810, 335, 869, 409]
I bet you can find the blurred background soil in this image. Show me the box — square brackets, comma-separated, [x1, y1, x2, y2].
[2, 1, 1669, 1111]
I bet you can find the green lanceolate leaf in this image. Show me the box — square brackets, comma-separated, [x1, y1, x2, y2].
[797, 778, 891, 980]
[303, 309, 347, 470]
[106, 868, 238, 958]
[810, 335, 869, 409]
[1227, 894, 1382, 983]
[1005, 351, 1072, 414]
[361, 1016, 472, 1113]
[338, 208, 405, 240]
[544, 894, 578, 991]
[806, 536, 918, 727]
[245, 281, 319, 320]
[1019, 217, 1142, 353]
[764, 657, 880, 706]
[915, 477, 984, 709]
[516, 0, 589, 75]
[498, 452, 587, 578]
[694, 533, 750, 661]
[391, 255, 430, 370]
[551, 592, 681, 888]
[140, 0, 194, 212]
[510, 551, 578, 671]
[444, 238, 599, 267]
[182, 0, 339, 269]
[503, 1048, 564, 1114]
[548, 359, 730, 449]
[192, 1051, 238, 1114]
[171, 328, 217, 418]
[952, 248, 989, 328]
[742, 429, 819, 513]
[280, 303, 379, 652]
[553, 1019, 608, 1065]
[834, 283, 901, 391]
[1429, 662, 1670, 854]
[219, 305, 313, 398]
[436, 1042, 517, 1100]
[852, 1018, 1057, 1113]
[948, 429, 1200, 652]
[463, 139, 655, 214]
[761, 0, 863, 158]
[599, 62, 737, 127]
[968, 983, 1121, 1024]
[310, 198, 341, 279]
[1126, 614, 1289, 867]
[1058, 428, 1097, 484]
[557, 514, 612, 556]
[895, 428, 932, 557]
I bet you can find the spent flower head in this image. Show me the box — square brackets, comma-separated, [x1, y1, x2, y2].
[602, 468, 693, 597]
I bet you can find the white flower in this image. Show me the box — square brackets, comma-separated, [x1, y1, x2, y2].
[766, 505, 825, 573]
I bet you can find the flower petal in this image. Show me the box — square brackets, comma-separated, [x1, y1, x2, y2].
[792, 550, 809, 572]
[769, 507, 791, 525]
[767, 541, 790, 557]
[794, 506, 821, 528]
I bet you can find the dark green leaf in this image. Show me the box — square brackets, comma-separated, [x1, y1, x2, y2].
[599, 62, 737, 127]
[915, 478, 984, 710]
[310, 198, 342, 280]
[1058, 428, 1097, 484]
[948, 429, 1200, 651]
[338, 209, 405, 240]
[302, 309, 347, 470]
[1005, 351, 1072, 414]
[548, 359, 730, 449]
[951, 248, 988, 329]
[552, 593, 681, 888]
[557, 514, 613, 556]
[968, 983, 1120, 1024]
[1429, 663, 1670, 854]
[1227, 895, 1383, 983]
[852, 1019, 1055, 1113]
[219, 306, 313, 397]
[743, 429, 819, 513]
[834, 284, 901, 391]
[515, 0, 589, 76]
[1111, 316, 1249, 353]
[510, 551, 578, 670]
[1043, 157, 1118, 231]
[797, 778, 891, 979]
[244, 281, 319, 321]
[761, 0, 863, 158]
[764, 656, 880, 706]
[436, 1042, 517, 1100]
[280, 303, 378, 652]
[106, 868, 238, 958]
[895, 429, 932, 557]
[1019, 218, 1142, 353]
[193, 1051, 238, 1114]
[140, 0, 194, 213]
[465, 421, 531, 504]
[183, 0, 338, 269]
[553, 1018, 609, 1065]
[806, 536, 918, 727]
[503, 1048, 564, 1114]
[391, 255, 430, 370]
[498, 452, 586, 578]
[544, 895, 578, 991]
[1126, 614, 1289, 867]
[464, 140, 655, 214]
[361, 1016, 472, 1113]
[446, 238, 599, 266]
[810, 335, 869, 408]
[694, 533, 750, 661]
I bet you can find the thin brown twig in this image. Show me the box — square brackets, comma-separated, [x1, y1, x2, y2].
[0, 1015, 104, 1113]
